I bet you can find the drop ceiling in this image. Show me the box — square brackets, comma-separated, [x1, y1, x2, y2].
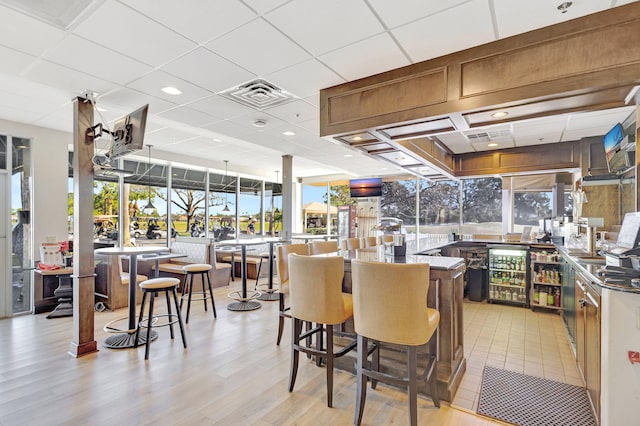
[0, 0, 637, 181]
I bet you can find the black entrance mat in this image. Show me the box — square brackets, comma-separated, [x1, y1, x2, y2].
[477, 366, 596, 426]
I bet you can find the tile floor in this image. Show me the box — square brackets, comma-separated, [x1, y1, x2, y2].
[451, 300, 583, 412]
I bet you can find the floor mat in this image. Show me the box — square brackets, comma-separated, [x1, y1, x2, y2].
[477, 366, 596, 426]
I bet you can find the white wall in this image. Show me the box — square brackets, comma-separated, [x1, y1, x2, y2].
[0, 119, 70, 259]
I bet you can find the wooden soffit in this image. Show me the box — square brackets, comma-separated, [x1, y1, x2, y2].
[320, 2, 640, 179]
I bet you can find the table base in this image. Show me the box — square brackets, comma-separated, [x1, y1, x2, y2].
[103, 331, 158, 349]
[227, 301, 261, 311]
[257, 291, 280, 301]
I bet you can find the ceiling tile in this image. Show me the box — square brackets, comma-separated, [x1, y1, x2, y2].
[206, 18, 310, 75]
[162, 48, 256, 93]
[242, 0, 290, 15]
[266, 0, 384, 56]
[145, 127, 198, 147]
[127, 70, 212, 104]
[0, 45, 36, 75]
[24, 60, 117, 97]
[320, 33, 410, 81]
[0, 4, 66, 56]
[120, 0, 257, 44]
[494, 0, 612, 38]
[157, 106, 221, 127]
[369, 0, 470, 29]
[73, 1, 196, 67]
[297, 117, 320, 134]
[392, 0, 495, 63]
[188, 95, 257, 120]
[201, 119, 257, 140]
[263, 99, 318, 124]
[265, 59, 344, 98]
[98, 88, 177, 115]
[43, 34, 153, 85]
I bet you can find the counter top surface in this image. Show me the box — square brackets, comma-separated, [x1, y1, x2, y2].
[338, 246, 465, 270]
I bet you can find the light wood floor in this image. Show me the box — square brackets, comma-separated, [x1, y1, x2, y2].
[0, 283, 502, 426]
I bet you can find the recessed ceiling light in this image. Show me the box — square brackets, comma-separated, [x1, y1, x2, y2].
[161, 86, 182, 95]
[213, 138, 222, 142]
[488, 142, 498, 147]
[344, 154, 353, 158]
[253, 119, 267, 127]
[395, 156, 405, 161]
[491, 111, 508, 118]
[283, 131, 295, 136]
[352, 136, 363, 141]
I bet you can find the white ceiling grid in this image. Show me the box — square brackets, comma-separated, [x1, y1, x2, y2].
[0, 0, 636, 181]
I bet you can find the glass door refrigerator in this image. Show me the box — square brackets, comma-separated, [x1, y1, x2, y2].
[487, 245, 529, 306]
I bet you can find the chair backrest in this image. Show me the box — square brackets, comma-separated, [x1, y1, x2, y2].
[379, 235, 394, 244]
[340, 237, 360, 251]
[351, 260, 435, 346]
[276, 243, 310, 285]
[309, 240, 339, 255]
[288, 254, 347, 325]
[361, 236, 377, 247]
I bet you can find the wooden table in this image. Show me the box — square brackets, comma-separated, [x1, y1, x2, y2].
[35, 267, 74, 319]
[218, 237, 286, 310]
[94, 246, 169, 348]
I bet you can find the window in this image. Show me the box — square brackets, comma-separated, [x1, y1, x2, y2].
[462, 177, 502, 235]
[513, 191, 552, 233]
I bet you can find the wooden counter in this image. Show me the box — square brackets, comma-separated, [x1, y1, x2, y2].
[333, 247, 466, 402]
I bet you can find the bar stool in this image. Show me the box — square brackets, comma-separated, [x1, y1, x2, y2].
[275, 243, 310, 345]
[287, 254, 356, 407]
[134, 277, 187, 360]
[308, 240, 339, 255]
[340, 237, 360, 251]
[181, 263, 216, 323]
[351, 260, 440, 426]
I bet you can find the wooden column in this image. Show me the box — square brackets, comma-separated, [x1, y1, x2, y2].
[69, 96, 97, 357]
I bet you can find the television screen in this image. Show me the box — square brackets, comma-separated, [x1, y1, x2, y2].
[350, 178, 382, 197]
[603, 122, 624, 162]
[108, 104, 149, 160]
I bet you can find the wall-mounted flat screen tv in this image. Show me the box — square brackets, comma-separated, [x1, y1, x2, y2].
[350, 178, 382, 198]
[108, 104, 149, 160]
[603, 122, 624, 162]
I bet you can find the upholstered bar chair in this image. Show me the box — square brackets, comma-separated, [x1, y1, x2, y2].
[308, 240, 339, 255]
[275, 243, 310, 345]
[361, 236, 377, 247]
[287, 254, 356, 407]
[340, 237, 360, 251]
[351, 260, 440, 426]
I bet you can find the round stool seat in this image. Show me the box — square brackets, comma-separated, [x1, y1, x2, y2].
[140, 277, 180, 290]
[183, 263, 212, 273]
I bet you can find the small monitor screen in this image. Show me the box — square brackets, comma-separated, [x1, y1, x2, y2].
[616, 212, 640, 249]
[603, 122, 624, 162]
[109, 104, 148, 159]
[350, 178, 382, 198]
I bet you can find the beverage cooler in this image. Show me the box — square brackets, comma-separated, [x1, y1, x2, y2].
[487, 245, 529, 306]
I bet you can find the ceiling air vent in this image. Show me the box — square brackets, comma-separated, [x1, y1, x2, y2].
[466, 132, 490, 142]
[220, 78, 294, 110]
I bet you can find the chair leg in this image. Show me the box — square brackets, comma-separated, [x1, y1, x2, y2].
[165, 289, 175, 339]
[144, 292, 155, 360]
[254, 257, 263, 289]
[355, 334, 368, 426]
[408, 346, 418, 426]
[200, 272, 208, 313]
[277, 292, 285, 345]
[371, 340, 379, 390]
[326, 324, 334, 408]
[288, 317, 302, 392]
[185, 273, 194, 324]
[206, 271, 216, 318]
[316, 323, 324, 367]
[172, 287, 188, 348]
[134, 291, 148, 348]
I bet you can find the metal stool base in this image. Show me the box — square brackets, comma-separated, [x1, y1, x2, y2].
[104, 331, 158, 349]
[257, 291, 280, 301]
[227, 300, 261, 311]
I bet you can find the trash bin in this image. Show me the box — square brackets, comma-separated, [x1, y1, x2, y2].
[466, 256, 488, 302]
